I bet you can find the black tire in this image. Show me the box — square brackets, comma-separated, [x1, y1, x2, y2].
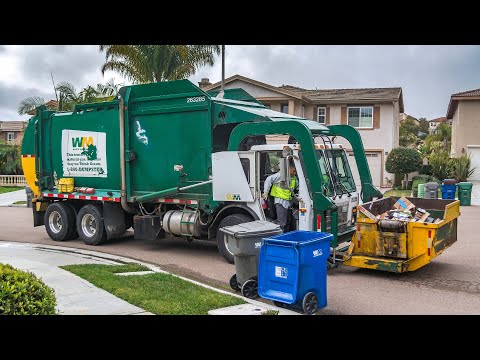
[76, 204, 107, 245]
[216, 213, 252, 263]
[63, 202, 79, 239]
[241, 277, 258, 299]
[44, 202, 77, 241]
[229, 274, 241, 291]
[125, 213, 134, 230]
[302, 292, 318, 315]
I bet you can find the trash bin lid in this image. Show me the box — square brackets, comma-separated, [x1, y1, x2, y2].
[442, 178, 457, 185]
[458, 182, 473, 189]
[425, 182, 439, 190]
[219, 220, 282, 238]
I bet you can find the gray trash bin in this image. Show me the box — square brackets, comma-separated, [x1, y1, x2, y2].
[220, 220, 282, 299]
[424, 182, 439, 199]
[25, 186, 33, 208]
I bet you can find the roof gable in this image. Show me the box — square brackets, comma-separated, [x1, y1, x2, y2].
[447, 88, 480, 118]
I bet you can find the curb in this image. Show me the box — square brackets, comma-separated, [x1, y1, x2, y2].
[0, 241, 300, 315]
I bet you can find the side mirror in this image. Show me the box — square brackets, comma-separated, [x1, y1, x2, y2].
[279, 157, 288, 182]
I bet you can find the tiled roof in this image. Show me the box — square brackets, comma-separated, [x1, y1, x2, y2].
[452, 88, 480, 97]
[0, 121, 28, 132]
[279, 85, 402, 102]
[447, 88, 480, 118]
[206, 74, 404, 112]
[429, 117, 448, 123]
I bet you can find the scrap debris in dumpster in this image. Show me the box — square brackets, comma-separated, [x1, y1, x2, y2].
[376, 196, 435, 224]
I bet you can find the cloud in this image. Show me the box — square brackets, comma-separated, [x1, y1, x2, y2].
[1, 45, 480, 121]
[0, 82, 53, 120]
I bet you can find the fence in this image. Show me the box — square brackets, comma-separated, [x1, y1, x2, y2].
[0, 175, 27, 186]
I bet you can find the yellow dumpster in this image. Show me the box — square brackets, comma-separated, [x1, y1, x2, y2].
[343, 197, 460, 273]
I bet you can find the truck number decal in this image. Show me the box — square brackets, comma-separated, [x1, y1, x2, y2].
[187, 96, 206, 103]
[62, 130, 108, 178]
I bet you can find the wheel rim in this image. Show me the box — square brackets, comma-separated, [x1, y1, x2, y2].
[224, 237, 234, 257]
[81, 214, 97, 237]
[304, 293, 318, 314]
[48, 211, 62, 234]
[242, 280, 258, 299]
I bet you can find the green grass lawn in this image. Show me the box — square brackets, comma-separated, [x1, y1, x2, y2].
[61, 263, 245, 315]
[0, 186, 22, 194]
[383, 189, 412, 198]
[13, 200, 27, 204]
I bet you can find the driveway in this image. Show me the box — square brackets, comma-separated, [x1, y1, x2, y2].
[1, 206, 479, 314]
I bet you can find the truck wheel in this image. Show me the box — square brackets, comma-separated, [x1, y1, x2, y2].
[216, 213, 252, 264]
[77, 204, 107, 245]
[63, 202, 79, 239]
[125, 213, 134, 230]
[44, 202, 77, 241]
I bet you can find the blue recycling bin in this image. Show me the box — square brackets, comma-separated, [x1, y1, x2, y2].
[258, 230, 332, 314]
[441, 179, 457, 200]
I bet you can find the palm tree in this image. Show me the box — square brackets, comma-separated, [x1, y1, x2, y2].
[99, 45, 221, 83]
[17, 79, 120, 115]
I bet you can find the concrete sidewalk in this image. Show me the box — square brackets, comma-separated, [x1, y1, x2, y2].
[0, 189, 27, 206]
[0, 241, 297, 315]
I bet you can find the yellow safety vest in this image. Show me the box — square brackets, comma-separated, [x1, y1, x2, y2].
[270, 177, 297, 201]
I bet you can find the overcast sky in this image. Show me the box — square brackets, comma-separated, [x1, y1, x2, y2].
[1, 45, 479, 121]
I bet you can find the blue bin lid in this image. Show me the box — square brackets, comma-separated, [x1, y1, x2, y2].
[264, 230, 333, 246]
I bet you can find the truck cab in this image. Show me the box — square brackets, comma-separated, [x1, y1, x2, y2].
[212, 141, 359, 261]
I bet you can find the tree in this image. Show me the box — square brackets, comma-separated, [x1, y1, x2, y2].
[425, 123, 451, 153]
[99, 45, 221, 83]
[418, 117, 429, 134]
[17, 79, 120, 115]
[399, 118, 420, 147]
[385, 147, 422, 182]
[0, 140, 22, 175]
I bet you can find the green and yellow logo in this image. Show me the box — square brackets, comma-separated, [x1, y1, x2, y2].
[72, 136, 94, 148]
[226, 194, 241, 201]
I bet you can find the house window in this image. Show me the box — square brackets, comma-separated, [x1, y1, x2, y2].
[7, 132, 15, 142]
[281, 103, 289, 114]
[317, 107, 326, 124]
[348, 107, 373, 128]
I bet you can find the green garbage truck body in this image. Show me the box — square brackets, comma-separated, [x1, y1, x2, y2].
[22, 79, 381, 264]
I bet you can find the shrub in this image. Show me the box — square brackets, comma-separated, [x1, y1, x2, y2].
[452, 154, 476, 182]
[386, 148, 422, 181]
[0, 263, 57, 315]
[419, 164, 433, 176]
[429, 150, 453, 181]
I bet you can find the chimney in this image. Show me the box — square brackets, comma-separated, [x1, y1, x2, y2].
[198, 78, 212, 89]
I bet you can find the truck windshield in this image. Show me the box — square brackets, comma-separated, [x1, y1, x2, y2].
[317, 149, 356, 195]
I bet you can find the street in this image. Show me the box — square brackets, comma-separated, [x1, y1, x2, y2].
[2, 206, 480, 314]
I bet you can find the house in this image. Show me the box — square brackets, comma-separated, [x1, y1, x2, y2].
[428, 116, 451, 135]
[400, 113, 419, 126]
[447, 88, 480, 182]
[0, 121, 28, 144]
[204, 74, 404, 188]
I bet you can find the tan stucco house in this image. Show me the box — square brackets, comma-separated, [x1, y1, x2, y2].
[428, 116, 451, 135]
[447, 88, 480, 181]
[0, 121, 28, 144]
[204, 75, 404, 188]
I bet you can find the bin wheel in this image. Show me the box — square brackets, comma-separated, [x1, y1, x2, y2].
[273, 301, 286, 308]
[241, 278, 258, 299]
[229, 274, 241, 291]
[302, 292, 318, 315]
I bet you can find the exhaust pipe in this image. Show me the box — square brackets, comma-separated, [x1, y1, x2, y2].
[119, 95, 137, 214]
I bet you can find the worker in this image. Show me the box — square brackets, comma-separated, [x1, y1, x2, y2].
[263, 162, 299, 232]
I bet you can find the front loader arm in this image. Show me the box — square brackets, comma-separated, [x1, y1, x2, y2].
[327, 125, 383, 202]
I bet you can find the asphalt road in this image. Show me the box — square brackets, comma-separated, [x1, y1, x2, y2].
[2, 206, 480, 314]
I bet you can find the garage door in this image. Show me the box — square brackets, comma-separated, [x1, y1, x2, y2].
[468, 146, 480, 181]
[346, 150, 382, 191]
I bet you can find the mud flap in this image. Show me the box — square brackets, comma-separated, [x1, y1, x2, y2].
[103, 202, 126, 240]
[133, 215, 165, 240]
[33, 207, 45, 227]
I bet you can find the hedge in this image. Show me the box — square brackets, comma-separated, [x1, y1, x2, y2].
[0, 263, 57, 315]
